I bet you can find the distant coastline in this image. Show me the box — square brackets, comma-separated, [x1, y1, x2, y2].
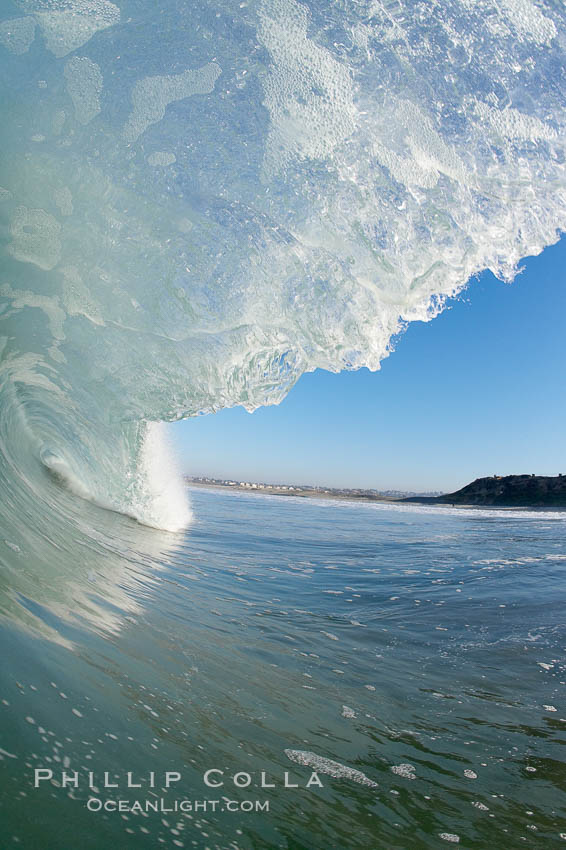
[186, 475, 566, 510]
[185, 476, 441, 502]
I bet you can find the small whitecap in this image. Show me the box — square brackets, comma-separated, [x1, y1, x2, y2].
[391, 763, 416, 779]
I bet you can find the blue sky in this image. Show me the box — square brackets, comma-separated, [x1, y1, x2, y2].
[170, 236, 566, 493]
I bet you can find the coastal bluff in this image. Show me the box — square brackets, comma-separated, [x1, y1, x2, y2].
[402, 475, 566, 507]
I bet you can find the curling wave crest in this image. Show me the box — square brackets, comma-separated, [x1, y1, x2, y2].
[1, 0, 565, 530]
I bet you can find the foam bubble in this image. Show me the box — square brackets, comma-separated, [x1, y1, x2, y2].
[148, 152, 176, 167]
[51, 110, 66, 136]
[1, 284, 65, 341]
[391, 763, 416, 779]
[258, 0, 356, 179]
[123, 63, 221, 143]
[7, 207, 61, 271]
[285, 749, 378, 787]
[460, 0, 556, 45]
[0, 17, 36, 54]
[54, 187, 73, 216]
[16, 0, 120, 58]
[472, 100, 557, 143]
[61, 266, 103, 325]
[64, 57, 103, 125]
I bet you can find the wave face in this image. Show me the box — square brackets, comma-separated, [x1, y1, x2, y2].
[1, 0, 565, 530]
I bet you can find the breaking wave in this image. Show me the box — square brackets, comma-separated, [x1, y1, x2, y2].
[1, 0, 565, 532]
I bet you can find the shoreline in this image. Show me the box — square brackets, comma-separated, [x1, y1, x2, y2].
[185, 481, 566, 512]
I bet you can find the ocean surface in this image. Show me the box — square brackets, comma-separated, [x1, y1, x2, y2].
[1, 486, 565, 849]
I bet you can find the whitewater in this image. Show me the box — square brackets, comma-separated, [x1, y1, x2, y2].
[1, 1, 566, 848]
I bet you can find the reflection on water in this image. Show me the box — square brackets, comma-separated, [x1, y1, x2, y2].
[1, 487, 566, 849]
[0, 465, 173, 644]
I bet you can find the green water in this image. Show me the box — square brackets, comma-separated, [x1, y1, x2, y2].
[1, 488, 565, 848]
